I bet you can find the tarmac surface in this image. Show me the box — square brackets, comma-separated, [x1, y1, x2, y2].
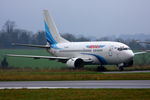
[102, 70, 150, 73]
[0, 80, 150, 89]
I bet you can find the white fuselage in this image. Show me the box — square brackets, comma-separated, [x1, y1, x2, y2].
[47, 41, 134, 65]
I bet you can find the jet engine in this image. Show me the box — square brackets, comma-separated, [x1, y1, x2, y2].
[66, 58, 84, 68]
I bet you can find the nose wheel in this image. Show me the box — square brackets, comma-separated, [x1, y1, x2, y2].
[118, 63, 124, 71]
[119, 66, 124, 71]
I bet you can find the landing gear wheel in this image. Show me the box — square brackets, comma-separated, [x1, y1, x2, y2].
[97, 66, 107, 71]
[118, 63, 124, 71]
[119, 66, 124, 71]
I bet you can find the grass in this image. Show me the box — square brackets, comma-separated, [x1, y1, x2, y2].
[0, 49, 66, 68]
[0, 89, 150, 100]
[0, 69, 150, 81]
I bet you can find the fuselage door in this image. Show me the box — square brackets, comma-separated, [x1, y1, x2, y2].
[108, 46, 113, 56]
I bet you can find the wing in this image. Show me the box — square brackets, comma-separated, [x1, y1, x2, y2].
[134, 50, 150, 55]
[4, 54, 93, 63]
[5, 54, 69, 62]
[136, 41, 150, 44]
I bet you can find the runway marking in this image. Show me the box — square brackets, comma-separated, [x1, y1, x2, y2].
[0, 86, 150, 89]
[0, 87, 69, 89]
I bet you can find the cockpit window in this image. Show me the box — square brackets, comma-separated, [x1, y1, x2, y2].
[117, 47, 130, 51]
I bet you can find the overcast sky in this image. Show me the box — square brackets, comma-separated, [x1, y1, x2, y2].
[0, 0, 150, 37]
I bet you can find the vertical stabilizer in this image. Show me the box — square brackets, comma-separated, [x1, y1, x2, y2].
[43, 10, 69, 44]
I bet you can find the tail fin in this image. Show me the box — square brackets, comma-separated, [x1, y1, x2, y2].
[43, 10, 69, 44]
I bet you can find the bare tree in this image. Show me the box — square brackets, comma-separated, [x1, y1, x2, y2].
[2, 20, 16, 33]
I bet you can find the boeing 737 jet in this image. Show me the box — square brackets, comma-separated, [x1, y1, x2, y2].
[5, 10, 150, 71]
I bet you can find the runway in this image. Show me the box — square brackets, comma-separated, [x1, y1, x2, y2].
[103, 70, 150, 74]
[0, 80, 150, 89]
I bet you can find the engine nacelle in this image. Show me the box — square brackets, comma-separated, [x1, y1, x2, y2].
[66, 58, 84, 68]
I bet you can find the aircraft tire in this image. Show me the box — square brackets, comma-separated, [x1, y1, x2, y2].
[119, 66, 124, 71]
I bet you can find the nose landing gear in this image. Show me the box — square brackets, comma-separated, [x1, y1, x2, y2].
[119, 66, 124, 71]
[118, 60, 133, 71]
[118, 63, 124, 71]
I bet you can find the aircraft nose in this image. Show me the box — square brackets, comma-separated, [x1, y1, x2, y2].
[127, 51, 134, 60]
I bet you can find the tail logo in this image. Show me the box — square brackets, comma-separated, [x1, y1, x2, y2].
[44, 21, 57, 44]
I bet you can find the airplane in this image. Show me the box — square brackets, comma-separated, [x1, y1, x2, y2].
[4, 10, 150, 71]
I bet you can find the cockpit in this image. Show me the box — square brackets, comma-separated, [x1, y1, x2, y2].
[117, 47, 131, 51]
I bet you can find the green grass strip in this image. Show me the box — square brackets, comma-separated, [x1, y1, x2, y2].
[0, 89, 150, 100]
[0, 69, 150, 81]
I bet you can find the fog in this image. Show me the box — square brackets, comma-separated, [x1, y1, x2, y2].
[0, 0, 150, 37]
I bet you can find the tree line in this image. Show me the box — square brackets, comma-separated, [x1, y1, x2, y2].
[0, 20, 150, 50]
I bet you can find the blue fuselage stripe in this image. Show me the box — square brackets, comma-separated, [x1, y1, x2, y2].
[81, 53, 107, 65]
